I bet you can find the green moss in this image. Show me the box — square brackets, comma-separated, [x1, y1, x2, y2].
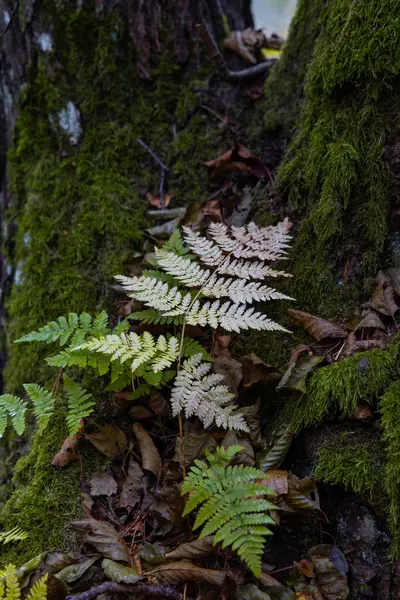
[276, 0, 400, 316]
[315, 437, 384, 499]
[292, 340, 400, 430]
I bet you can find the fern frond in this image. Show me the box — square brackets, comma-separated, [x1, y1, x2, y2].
[63, 375, 95, 435]
[26, 574, 48, 600]
[171, 354, 248, 431]
[0, 565, 20, 600]
[0, 527, 28, 545]
[23, 384, 55, 434]
[115, 276, 192, 315]
[162, 229, 191, 256]
[181, 338, 212, 361]
[182, 446, 276, 576]
[155, 250, 210, 287]
[128, 310, 184, 325]
[0, 395, 28, 436]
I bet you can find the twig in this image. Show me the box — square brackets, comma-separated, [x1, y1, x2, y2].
[227, 61, 275, 81]
[66, 582, 183, 600]
[0, 0, 19, 39]
[137, 138, 168, 209]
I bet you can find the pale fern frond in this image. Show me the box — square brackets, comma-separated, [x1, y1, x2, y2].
[182, 227, 224, 266]
[155, 250, 210, 287]
[23, 384, 54, 434]
[26, 575, 48, 600]
[186, 300, 288, 332]
[63, 375, 95, 435]
[0, 395, 28, 436]
[182, 446, 276, 576]
[0, 527, 28, 545]
[115, 276, 192, 316]
[171, 354, 248, 431]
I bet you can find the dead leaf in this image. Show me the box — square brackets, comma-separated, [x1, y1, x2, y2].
[213, 353, 243, 393]
[52, 433, 80, 467]
[133, 422, 161, 481]
[147, 391, 170, 416]
[241, 401, 266, 451]
[342, 331, 385, 357]
[233, 583, 272, 600]
[348, 403, 373, 421]
[147, 192, 173, 209]
[285, 475, 320, 511]
[147, 217, 181, 239]
[90, 472, 118, 497]
[102, 558, 142, 584]
[205, 142, 270, 180]
[165, 537, 214, 561]
[119, 459, 144, 508]
[173, 421, 217, 466]
[87, 424, 127, 457]
[308, 545, 349, 600]
[224, 28, 267, 64]
[288, 309, 347, 341]
[370, 271, 398, 317]
[277, 356, 323, 393]
[129, 405, 154, 420]
[204, 199, 223, 222]
[258, 425, 293, 472]
[148, 561, 225, 585]
[55, 556, 98, 583]
[294, 559, 315, 578]
[72, 519, 130, 563]
[357, 311, 386, 331]
[224, 186, 253, 228]
[222, 431, 255, 466]
[240, 353, 281, 388]
[262, 470, 289, 496]
[387, 267, 400, 296]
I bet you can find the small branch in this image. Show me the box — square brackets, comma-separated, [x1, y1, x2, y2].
[0, 0, 19, 39]
[137, 138, 168, 209]
[227, 60, 275, 81]
[66, 582, 183, 600]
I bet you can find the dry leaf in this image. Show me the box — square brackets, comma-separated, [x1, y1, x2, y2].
[72, 519, 130, 563]
[258, 425, 293, 472]
[90, 472, 118, 497]
[52, 433, 80, 467]
[277, 355, 323, 393]
[240, 353, 281, 388]
[222, 431, 255, 466]
[148, 561, 225, 585]
[308, 545, 349, 600]
[119, 459, 144, 508]
[146, 192, 173, 209]
[205, 142, 270, 180]
[102, 558, 142, 584]
[370, 271, 398, 317]
[288, 309, 347, 341]
[241, 401, 266, 450]
[387, 267, 400, 296]
[262, 470, 289, 496]
[342, 331, 385, 357]
[213, 353, 243, 393]
[55, 556, 98, 583]
[165, 537, 214, 561]
[234, 583, 272, 600]
[204, 199, 223, 222]
[357, 311, 386, 331]
[87, 424, 127, 457]
[147, 217, 181, 239]
[133, 422, 161, 481]
[147, 391, 170, 416]
[224, 186, 253, 228]
[173, 421, 217, 466]
[294, 559, 315, 578]
[129, 405, 154, 420]
[285, 475, 320, 511]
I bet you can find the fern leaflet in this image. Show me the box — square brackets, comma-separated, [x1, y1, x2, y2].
[0, 527, 28, 545]
[23, 384, 55, 434]
[182, 446, 276, 576]
[63, 375, 95, 435]
[0, 565, 47, 600]
[0, 395, 28, 436]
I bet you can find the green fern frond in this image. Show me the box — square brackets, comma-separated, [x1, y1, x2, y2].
[26, 574, 48, 600]
[23, 384, 55, 434]
[0, 527, 28, 545]
[182, 446, 276, 576]
[181, 338, 212, 361]
[92, 310, 110, 334]
[128, 310, 185, 325]
[162, 229, 191, 256]
[0, 395, 28, 436]
[46, 348, 90, 368]
[63, 375, 95, 435]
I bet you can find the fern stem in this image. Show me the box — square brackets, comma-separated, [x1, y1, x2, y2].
[178, 412, 186, 478]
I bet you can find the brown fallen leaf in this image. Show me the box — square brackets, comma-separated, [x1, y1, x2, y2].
[240, 353, 281, 388]
[288, 309, 347, 341]
[173, 420, 217, 466]
[204, 199, 223, 222]
[294, 559, 315, 579]
[90, 472, 118, 497]
[147, 391, 170, 416]
[119, 459, 144, 508]
[72, 519, 130, 563]
[342, 331, 385, 357]
[357, 310, 386, 331]
[387, 267, 400, 296]
[277, 355, 323, 393]
[370, 271, 398, 317]
[213, 353, 243, 393]
[308, 545, 349, 600]
[223, 28, 267, 64]
[147, 192, 173, 209]
[224, 186, 253, 228]
[52, 433, 80, 467]
[87, 424, 127, 457]
[133, 422, 161, 481]
[258, 424, 293, 472]
[165, 537, 214, 561]
[262, 469, 289, 496]
[148, 561, 225, 585]
[241, 401, 266, 450]
[285, 474, 320, 512]
[222, 431, 255, 466]
[205, 142, 271, 180]
[129, 405, 154, 420]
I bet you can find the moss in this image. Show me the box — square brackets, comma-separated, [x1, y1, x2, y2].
[275, 0, 400, 316]
[291, 340, 400, 430]
[315, 436, 384, 499]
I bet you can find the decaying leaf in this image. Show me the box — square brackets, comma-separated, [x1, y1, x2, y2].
[87, 424, 127, 457]
[294, 559, 315, 578]
[342, 331, 385, 357]
[147, 192, 173, 209]
[277, 356, 323, 393]
[288, 309, 347, 341]
[52, 433, 80, 467]
[147, 391, 170, 416]
[173, 420, 217, 466]
[119, 459, 144, 508]
[139, 541, 166, 565]
[241, 401, 266, 450]
[213, 353, 243, 393]
[357, 311, 386, 331]
[72, 519, 130, 563]
[165, 537, 214, 561]
[259, 425, 293, 472]
[90, 472, 118, 497]
[240, 353, 281, 388]
[102, 558, 142, 584]
[308, 545, 349, 600]
[222, 431, 255, 466]
[55, 556, 98, 583]
[370, 271, 398, 317]
[129, 405, 154, 420]
[147, 217, 181, 239]
[133, 422, 161, 481]
[205, 143, 270, 180]
[285, 475, 320, 511]
[148, 560, 225, 585]
[204, 199, 223, 222]
[387, 267, 400, 296]
[233, 583, 272, 600]
[224, 186, 253, 228]
[262, 470, 289, 496]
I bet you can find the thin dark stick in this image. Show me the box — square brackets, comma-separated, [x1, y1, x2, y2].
[137, 138, 168, 209]
[65, 582, 183, 600]
[0, 1, 19, 39]
[227, 60, 275, 81]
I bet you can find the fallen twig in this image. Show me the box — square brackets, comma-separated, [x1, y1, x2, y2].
[137, 138, 168, 209]
[65, 582, 183, 600]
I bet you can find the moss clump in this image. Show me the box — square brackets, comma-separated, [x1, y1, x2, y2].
[275, 0, 400, 316]
[315, 437, 384, 499]
[292, 341, 400, 430]
[263, 0, 325, 137]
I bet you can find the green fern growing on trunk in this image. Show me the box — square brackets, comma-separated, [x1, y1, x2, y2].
[0, 565, 47, 600]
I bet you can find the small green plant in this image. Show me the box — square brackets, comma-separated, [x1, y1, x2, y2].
[0, 565, 47, 600]
[0, 528, 28, 545]
[182, 445, 276, 576]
